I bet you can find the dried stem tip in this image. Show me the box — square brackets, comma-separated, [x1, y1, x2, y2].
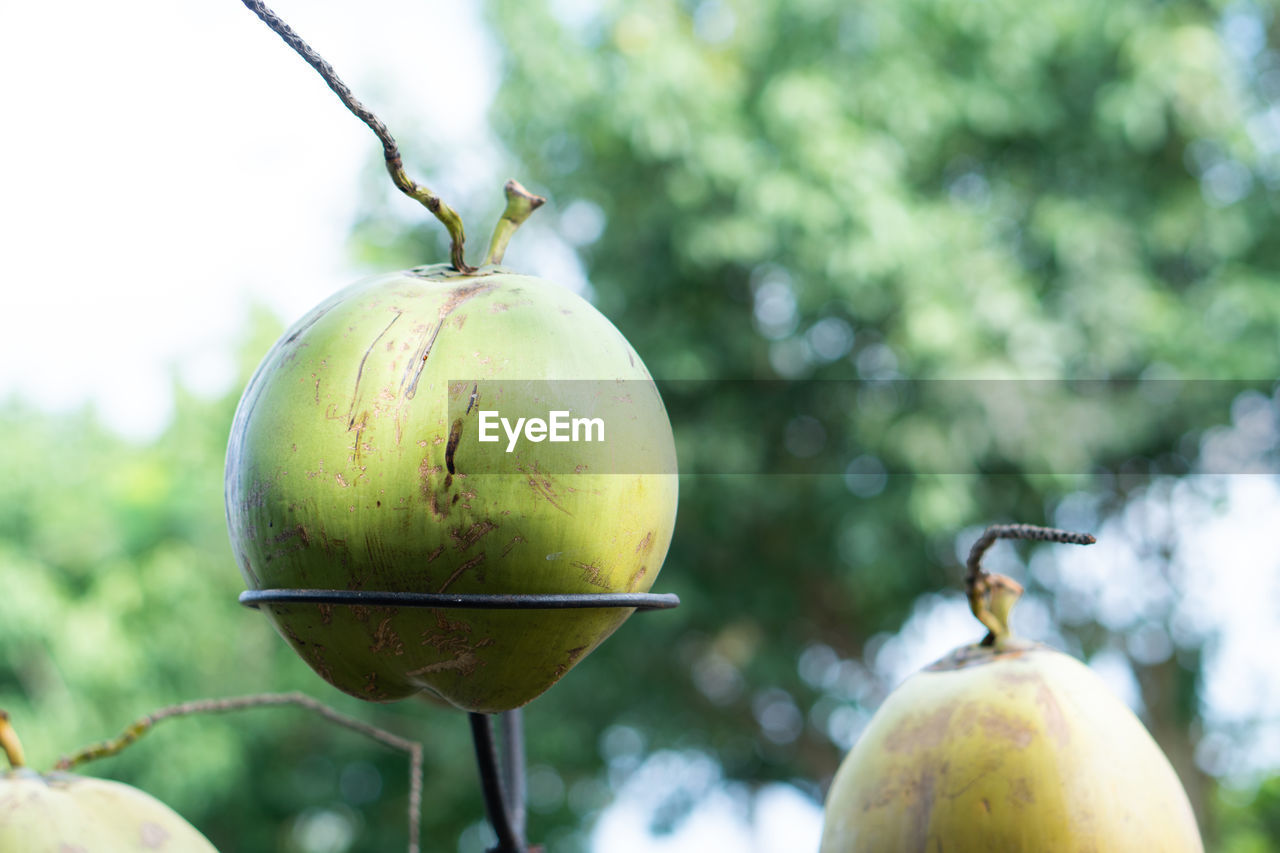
[965, 523, 1096, 644]
[0, 710, 27, 769]
[483, 180, 547, 267]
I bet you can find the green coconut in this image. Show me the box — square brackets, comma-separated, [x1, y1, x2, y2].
[225, 263, 678, 712]
[0, 769, 219, 853]
[820, 529, 1204, 852]
[819, 637, 1204, 852]
[0, 713, 216, 852]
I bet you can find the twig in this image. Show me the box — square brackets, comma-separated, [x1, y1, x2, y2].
[965, 523, 1095, 585]
[964, 524, 1095, 644]
[55, 692, 423, 853]
[238, 0, 475, 273]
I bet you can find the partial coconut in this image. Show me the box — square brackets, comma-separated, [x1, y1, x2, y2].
[225, 193, 677, 712]
[0, 711, 217, 852]
[820, 524, 1204, 853]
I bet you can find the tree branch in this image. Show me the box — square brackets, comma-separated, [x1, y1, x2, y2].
[238, 0, 475, 273]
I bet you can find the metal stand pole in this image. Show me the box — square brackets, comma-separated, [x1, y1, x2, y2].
[470, 712, 527, 853]
[500, 709, 527, 842]
[239, 588, 678, 850]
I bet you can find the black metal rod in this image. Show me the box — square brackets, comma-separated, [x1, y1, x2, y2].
[239, 586, 678, 850]
[469, 712, 525, 853]
[239, 589, 680, 610]
[500, 709, 527, 841]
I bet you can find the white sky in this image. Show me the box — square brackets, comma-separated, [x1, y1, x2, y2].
[0, 0, 498, 437]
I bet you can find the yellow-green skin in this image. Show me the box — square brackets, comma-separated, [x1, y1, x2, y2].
[0, 769, 217, 852]
[820, 641, 1204, 853]
[225, 264, 678, 712]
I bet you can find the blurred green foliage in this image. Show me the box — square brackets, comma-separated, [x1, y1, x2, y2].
[4, 0, 1280, 850]
[0, 317, 490, 852]
[1219, 778, 1280, 852]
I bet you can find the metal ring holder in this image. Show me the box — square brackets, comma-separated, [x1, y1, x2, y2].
[240, 588, 680, 852]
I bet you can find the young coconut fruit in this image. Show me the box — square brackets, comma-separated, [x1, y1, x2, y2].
[226, 3, 677, 713]
[820, 524, 1204, 853]
[0, 711, 216, 852]
[225, 185, 677, 712]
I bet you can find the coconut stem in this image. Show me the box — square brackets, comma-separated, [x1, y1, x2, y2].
[55, 693, 423, 853]
[0, 710, 27, 769]
[238, 0, 476, 273]
[969, 573, 1025, 646]
[965, 524, 1096, 645]
[483, 180, 547, 267]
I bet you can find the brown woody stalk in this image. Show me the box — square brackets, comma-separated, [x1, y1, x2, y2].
[56, 692, 423, 853]
[238, 0, 475, 273]
[965, 523, 1096, 644]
